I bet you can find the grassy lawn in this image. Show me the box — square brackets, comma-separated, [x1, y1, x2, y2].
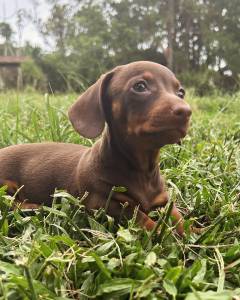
[0, 90, 239, 299]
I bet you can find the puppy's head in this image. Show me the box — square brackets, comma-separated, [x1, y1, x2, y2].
[69, 61, 191, 148]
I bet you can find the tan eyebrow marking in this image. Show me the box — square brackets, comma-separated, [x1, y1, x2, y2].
[143, 72, 154, 80]
[174, 80, 181, 89]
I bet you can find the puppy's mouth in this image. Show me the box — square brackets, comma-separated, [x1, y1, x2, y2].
[141, 125, 189, 145]
[146, 126, 188, 137]
[176, 127, 188, 137]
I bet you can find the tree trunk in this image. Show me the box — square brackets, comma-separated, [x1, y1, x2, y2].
[167, 0, 175, 71]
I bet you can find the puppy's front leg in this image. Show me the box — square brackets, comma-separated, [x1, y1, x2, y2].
[170, 204, 184, 236]
[151, 192, 184, 236]
[137, 207, 184, 237]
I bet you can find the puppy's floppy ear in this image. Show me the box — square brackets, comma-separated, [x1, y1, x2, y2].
[68, 70, 115, 138]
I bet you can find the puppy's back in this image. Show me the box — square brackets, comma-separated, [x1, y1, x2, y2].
[0, 142, 88, 203]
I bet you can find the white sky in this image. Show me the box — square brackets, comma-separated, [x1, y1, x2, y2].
[0, 0, 50, 48]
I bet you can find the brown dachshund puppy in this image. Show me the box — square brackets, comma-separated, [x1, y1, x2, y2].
[0, 61, 191, 235]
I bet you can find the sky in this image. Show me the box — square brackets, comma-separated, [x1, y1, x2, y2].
[0, 0, 50, 48]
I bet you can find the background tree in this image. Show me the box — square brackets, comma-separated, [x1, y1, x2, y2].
[0, 22, 14, 55]
[1, 0, 239, 94]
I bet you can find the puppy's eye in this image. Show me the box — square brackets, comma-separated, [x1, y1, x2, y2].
[133, 81, 148, 93]
[177, 88, 185, 99]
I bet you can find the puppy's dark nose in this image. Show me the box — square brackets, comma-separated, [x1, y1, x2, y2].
[173, 104, 192, 119]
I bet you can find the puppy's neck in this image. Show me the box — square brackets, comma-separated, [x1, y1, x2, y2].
[99, 128, 160, 173]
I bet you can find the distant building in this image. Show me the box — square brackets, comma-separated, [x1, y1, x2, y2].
[0, 56, 29, 90]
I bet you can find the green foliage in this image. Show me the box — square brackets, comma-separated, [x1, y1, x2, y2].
[0, 92, 88, 146]
[0, 91, 239, 298]
[37, 0, 239, 93]
[179, 69, 217, 96]
[1, 0, 240, 93]
[0, 22, 13, 41]
[21, 60, 46, 90]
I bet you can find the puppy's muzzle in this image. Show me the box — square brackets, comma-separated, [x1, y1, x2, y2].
[172, 103, 192, 121]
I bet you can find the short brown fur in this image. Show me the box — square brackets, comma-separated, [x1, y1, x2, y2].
[0, 61, 192, 236]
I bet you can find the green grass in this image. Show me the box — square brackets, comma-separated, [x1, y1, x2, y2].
[0, 90, 239, 299]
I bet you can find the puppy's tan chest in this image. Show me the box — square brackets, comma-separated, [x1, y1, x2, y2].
[150, 191, 169, 209]
[132, 177, 168, 213]
[139, 190, 168, 213]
